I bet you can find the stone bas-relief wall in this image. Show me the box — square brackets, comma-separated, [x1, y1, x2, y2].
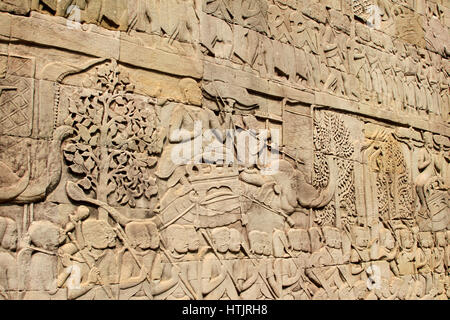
[0, 0, 448, 300]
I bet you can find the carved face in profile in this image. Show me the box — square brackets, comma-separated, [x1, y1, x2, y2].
[287, 229, 301, 252]
[353, 280, 367, 300]
[249, 230, 265, 255]
[418, 232, 433, 249]
[249, 230, 271, 256]
[166, 225, 188, 254]
[82, 220, 116, 250]
[435, 232, 446, 247]
[0, 218, 18, 251]
[262, 233, 272, 256]
[4, 225, 17, 251]
[382, 229, 395, 250]
[389, 277, 403, 296]
[185, 226, 199, 252]
[399, 230, 414, 249]
[308, 227, 323, 253]
[212, 227, 230, 254]
[414, 281, 425, 298]
[272, 229, 289, 258]
[353, 227, 369, 248]
[146, 222, 160, 250]
[324, 227, 342, 249]
[298, 230, 311, 253]
[180, 78, 202, 107]
[228, 228, 241, 254]
[288, 228, 310, 253]
[126, 222, 152, 250]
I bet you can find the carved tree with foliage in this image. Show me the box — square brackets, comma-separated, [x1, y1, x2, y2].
[313, 111, 356, 227]
[62, 60, 164, 220]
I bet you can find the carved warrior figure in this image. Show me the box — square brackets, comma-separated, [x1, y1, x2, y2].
[129, 0, 199, 47]
[350, 226, 371, 280]
[156, 78, 228, 188]
[152, 225, 209, 300]
[266, 229, 301, 300]
[237, 230, 273, 300]
[21, 221, 63, 300]
[396, 228, 417, 277]
[32, 0, 128, 30]
[370, 226, 399, 277]
[416, 232, 434, 293]
[0, 217, 18, 300]
[118, 221, 160, 300]
[201, 227, 239, 299]
[60, 219, 119, 300]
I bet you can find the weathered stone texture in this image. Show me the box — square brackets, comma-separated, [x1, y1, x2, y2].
[0, 0, 448, 300]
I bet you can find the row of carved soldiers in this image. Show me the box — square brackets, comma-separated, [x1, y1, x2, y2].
[0, 209, 448, 299]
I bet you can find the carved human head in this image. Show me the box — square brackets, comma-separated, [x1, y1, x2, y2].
[288, 228, 310, 253]
[29, 220, 61, 251]
[211, 227, 230, 254]
[146, 221, 160, 250]
[185, 225, 199, 252]
[82, 220, 116, 250]
[287, 228, 301, 252]
[125, 221, 152, 250]
[249, 230, 265, 255]
[418, 232, 433, 248]
[399, 229, 414, 249]
[353, 280, 367, 300]
[166, 225, 188, 254]
[435, 231, 446, 247]
[380, 228, 395, 250]
[262, 232, 272, 256]
[352, 226, 369, 248]
[423, 131, 433, 147]
[228, 228, 242, 254]
[323, 226, 342, 249]
[272, 229, 289, 258]
[376, 278, 391, 299]
[414, 280, 425, 298]
[179, 78, 202, 106]
[298, 229, 311, 253]
[308, 227, 323, 253]
[389, 277, 403, 296]
[0, 217, 17, 251]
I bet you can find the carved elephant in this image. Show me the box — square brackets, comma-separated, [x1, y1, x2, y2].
[0, 126, 73, 204]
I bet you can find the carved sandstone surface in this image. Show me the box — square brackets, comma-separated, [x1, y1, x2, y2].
[0, 0, 448, 300]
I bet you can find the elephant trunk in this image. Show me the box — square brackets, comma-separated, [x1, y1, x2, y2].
[309, 156, 337, 208]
